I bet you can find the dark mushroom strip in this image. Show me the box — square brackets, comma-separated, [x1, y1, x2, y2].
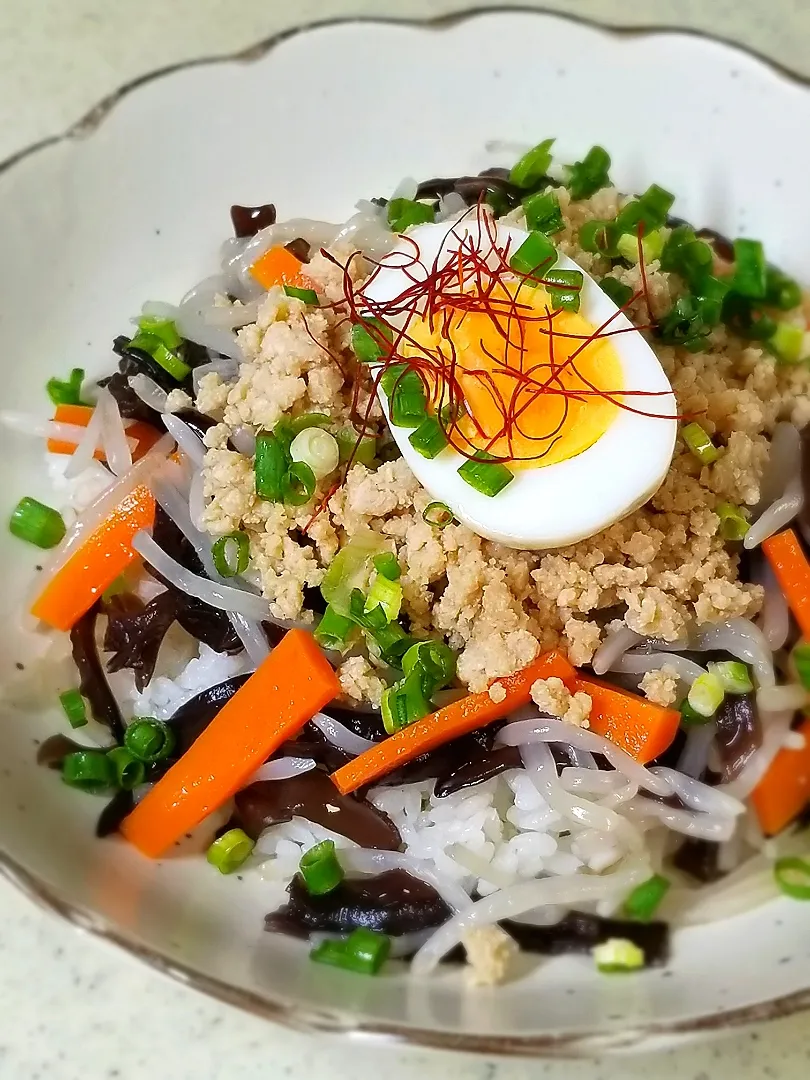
[70, 602, 125, 742]
[714, 692, 761, 783]
[230, 203, 277, 238]
[104, 592, 180, 691]
[37, 734, 108, 769]
[672, 837, 726, 883]
[233, 771, 401, 850]
[265, 870, 450, 937]
[498, 911, 669, 966]
[166, 673, 251, 755]
[96, 789, 135, 838]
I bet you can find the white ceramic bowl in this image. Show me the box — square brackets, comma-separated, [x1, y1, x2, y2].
[1, 10, 809, 1057]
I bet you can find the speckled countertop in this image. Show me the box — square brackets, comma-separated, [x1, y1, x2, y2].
[3, 2, 810, 1078]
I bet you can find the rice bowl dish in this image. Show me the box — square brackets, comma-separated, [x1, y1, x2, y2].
[8, 134, 810, 988]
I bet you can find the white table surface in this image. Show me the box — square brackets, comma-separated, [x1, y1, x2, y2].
[3, 2, 810, 1077]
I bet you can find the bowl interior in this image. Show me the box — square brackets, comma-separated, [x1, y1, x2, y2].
[1, 10, 810, 1054]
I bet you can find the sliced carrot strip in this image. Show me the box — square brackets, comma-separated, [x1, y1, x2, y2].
[249, 244, 308, 290]
[330, 650, 576, 796]
[752, 716, 810, 836]
[30, 484, 156, 631]
[762, 528, 810, 641]
[47, 404, 160, 462]
[575, 674, 681, 764]
[121, 629, 340, 858]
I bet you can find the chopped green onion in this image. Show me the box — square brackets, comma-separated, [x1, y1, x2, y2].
[310, 928, 391, 975]
[408, 416, 448, 459]
[509, 231, 557, 277]
[768, 322, 805, 365]
[207, 828, 255, 874]
[373, 552, 401, 580]
[137, 315, 183, 350]
[732, 238, 767, 300]
[687, 672, 725, 718]
[774, 856, 810, 900]
[349, 588, 387, 631]
[613, 185, 674, 240]
[128, 331, 190, 381]
[381, 670, 431, 734]
[371, 620, 413, 666]
[314, 605, 355, 650]
[402, 639, 456, 697]
[62, 750, 114, 794]
[509, 138, 555, 190]
[660, 226, 714, 288]
[387, 198, 434, 234]
[124, 717, 176, 763]
[599, 278, 634, 308]
[565, 145, 611, 201]
[321, 535, 385, 616]
[46, 367, 86, 407]
[544, 268, 584, 314]
[423, 501, 454, 528]
[299, 839, 344, 896]
[289, 412, 331, 436]
[707, 660, 753, 695]
[9, 497, 66, 549]
[765, 266, 802, 312]
[522, 190, 564, 235]
[366, 572, 402, 623]
[722, 292, 778, 341]
[716, 502, 750, 542]
[616, 229, 665, 265]
[593, 938, 645, 974]
[254, 432, 288, 501]
[59, 689, 87, 730]
[792, 643, 810, 690]
[385, 369, 427, 428]
[336, 427, 376, 467]
[622, 874, 670, 922]
[283, 284, 319, 305]
[680, 699, 711, 727]
[458, 453, 514, 496]
[351, 318, 392, 364]
[290, 427, 340, 480]
[578, 220, 616, 256]
[657, 296, 711, 352]
[211, 531, 250, 578]
[282, 460, 316, 506]
[694, 276, 731, 328]
[682, 422, 721, 465]
[106, 747, 145, 791]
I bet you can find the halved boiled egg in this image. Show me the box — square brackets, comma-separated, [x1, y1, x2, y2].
[360, 212, 677, 549]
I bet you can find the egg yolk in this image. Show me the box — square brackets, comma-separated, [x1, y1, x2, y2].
[404, 282, 623, 468]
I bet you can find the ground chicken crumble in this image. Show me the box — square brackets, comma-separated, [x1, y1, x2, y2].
[195, 190, 810, 702]
[530, 677, 592, 729]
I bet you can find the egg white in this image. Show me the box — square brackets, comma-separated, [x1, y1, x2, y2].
[363, 217, 677, 549]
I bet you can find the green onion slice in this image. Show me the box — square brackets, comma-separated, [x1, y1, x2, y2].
[593, 938, 645, 974]
[254, 432, 289, 501]
[136, 315, 183, 349]
[682, 422, 721, 465]
[382, 671, 432, 734]
[716, 502, 750, 541]
[207, 828, 255, 874]
[320, 534, 386, 617]
[59, 689, 87, 730]
[732, 238, 767, 300]
[565, 145, 611, 201]
[622, 874, 670, 922]
[457, 453, 514, 497]
[282, 460, 316, 506]
[680, 700, 710, 727]
[62, 750, 114, 794]
[599, 278, 634, 308]
[509, 231, 557, 278]
[351, 318, 393, 365]
[579, 220, 616, 256]
[9, 497, 66, 549]
[523, 190, 564, 235]
[46, 367, 86, 407]
[707, 660, 753, 695]
[310, 928, 391, 975]
[283, 284, 319, 305]
[768, 323, 805, 365]
[792, 643, 810, 690]
[373, 552, 401, 581]
[687, 672, 725, 718]
[544, 268, 584, 313]
[765, 266, 802, 312]
[408, 416, 448, 459]
[774, 856, 810, 900]
[509, 138, 555, 190]
[124, 717, 176, 763]
[106, 747, 146, 791]
[314, 605, 355, 651]
[387, 198, 435, 234]
[128, 330, 190, 381]
[336, 427, 377, 467]
[366, 572, 402, 624]
[299, 839, 344, 896]
[423, 501, 454, 528]
[211, 531, 250, 578]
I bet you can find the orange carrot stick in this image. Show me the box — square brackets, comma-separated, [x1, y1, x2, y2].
[30, 484, 156, 631]
[121, 630, 340, 858]
[47, 404, 160, 462]
[574, 674, 681, 764]
[762, 528, 810, 641]
[752, 716, 810, 836]
[249, 244, 308, 290]
[331, 650, 576, 796]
